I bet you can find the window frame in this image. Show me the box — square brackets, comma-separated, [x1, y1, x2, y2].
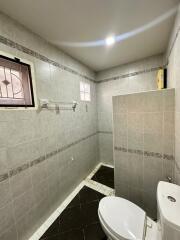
[80, 81, 91, 102]
[0, 54, 35, 108]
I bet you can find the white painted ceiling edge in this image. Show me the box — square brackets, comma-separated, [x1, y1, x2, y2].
[0, 0, 179, 71]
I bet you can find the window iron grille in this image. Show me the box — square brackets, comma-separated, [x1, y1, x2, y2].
[0, 55, 35, 107]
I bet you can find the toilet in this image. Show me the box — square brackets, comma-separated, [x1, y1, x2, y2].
[98, 181, 180, 240]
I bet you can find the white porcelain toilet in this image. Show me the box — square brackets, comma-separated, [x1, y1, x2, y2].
[98, 181, 180, 240]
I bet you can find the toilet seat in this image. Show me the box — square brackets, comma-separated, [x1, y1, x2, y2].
[98, 196, 146, 240]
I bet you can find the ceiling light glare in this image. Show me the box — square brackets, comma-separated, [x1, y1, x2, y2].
[105, 36, 115, 46]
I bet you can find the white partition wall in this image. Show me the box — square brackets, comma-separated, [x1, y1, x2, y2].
[113, 89, 175, 218]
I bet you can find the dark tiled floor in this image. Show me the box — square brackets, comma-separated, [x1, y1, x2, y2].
[40, 186, 107, 240]
[92, 166, 114, 188]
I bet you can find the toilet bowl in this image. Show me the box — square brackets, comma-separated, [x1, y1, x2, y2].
[98, 181, 180, 240]
[98, 196, 146, 240]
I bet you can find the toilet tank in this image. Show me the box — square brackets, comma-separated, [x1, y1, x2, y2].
[157, 181, 180, 240]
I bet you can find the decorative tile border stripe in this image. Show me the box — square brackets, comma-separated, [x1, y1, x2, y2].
[114, 146, 175, 161]
[163, 154, 175, 161]
[30, 156, 46, 167]
[128, 148, 143, 155]
[0, 132, 98, 183]
[0, 173, 8, 182]
[98, 130, 113, 134]
[97, 66, 162, 83]
[144, 151, 162, 158]
[114, 146, 127, 153]
[9, 162, 30, 177]
[0, 35, 95, 82]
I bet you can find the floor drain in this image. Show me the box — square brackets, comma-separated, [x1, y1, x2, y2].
[167, 195, 176, 202]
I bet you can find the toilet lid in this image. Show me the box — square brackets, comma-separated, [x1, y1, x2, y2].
[98, 196, 146, 240]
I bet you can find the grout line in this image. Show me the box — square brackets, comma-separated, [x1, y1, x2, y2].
[85, 179, 115, 196]
[82, 229, 85, 240]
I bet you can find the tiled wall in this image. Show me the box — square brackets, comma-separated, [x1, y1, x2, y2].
[96, 55, 163, 165]
[0, 5, 178, 238]
[0, 12, 99, 240]
[166, 3, 180, 185]
[113, 89, 175, 218]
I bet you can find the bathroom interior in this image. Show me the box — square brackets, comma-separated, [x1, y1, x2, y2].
[0, 0, 180, 240]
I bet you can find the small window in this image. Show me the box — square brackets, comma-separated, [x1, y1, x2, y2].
[0, 55, 35, 107]
[80, 81, 91, 101]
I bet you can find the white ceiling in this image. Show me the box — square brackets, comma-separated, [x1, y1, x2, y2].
[0, 0, 179, 71]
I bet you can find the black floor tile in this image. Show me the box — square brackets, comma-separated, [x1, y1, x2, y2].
[40, 219, 60, 239]
[42, 228, 84, 240]
[57, 229, 85, 240]
[96, 191, 106, 201]
[66, 194, 80, 209]
[60, 229, 84, 240]
[40, 186, 106, 240]
[95, 166, 113, 175]
[97, 177, 114, 189]
[81, 201, 99, 226]
[59, 206, 84, 233]
[84, 223, 107, 240]
[79, 186, 99, 204]
[40, 234, 61, 240]
[92, 166, 114, 188]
